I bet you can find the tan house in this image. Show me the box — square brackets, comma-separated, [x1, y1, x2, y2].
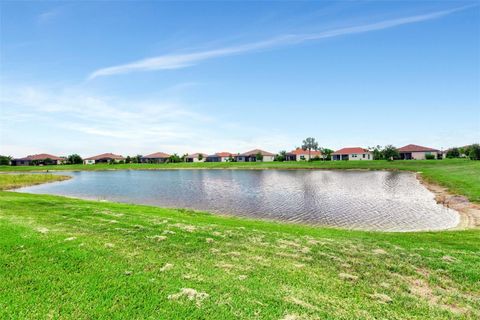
[235, 149, 275, 162]
[12, 154, 64, 166]
[185, 153, 207, 162]
[141, 152, 171, 163]
[83, 153, 125, 164]
[332, 147, 372, 161]
[286, 148, 322, 161]
[397, 144, 441, 160]
[206, 152, 233, 162]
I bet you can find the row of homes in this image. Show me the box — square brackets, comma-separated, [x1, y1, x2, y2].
[9, 144, 442, 165]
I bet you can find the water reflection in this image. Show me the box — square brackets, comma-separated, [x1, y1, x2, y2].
[16, 169, 459, 231]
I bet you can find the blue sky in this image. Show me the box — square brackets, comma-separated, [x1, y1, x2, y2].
[1, 1, 479, 157]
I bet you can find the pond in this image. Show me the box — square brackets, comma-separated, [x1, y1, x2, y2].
[16, 169, 459, 231]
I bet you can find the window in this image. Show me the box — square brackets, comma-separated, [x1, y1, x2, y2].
[352, 154, 357, 157]
[362, 154, 365, 158]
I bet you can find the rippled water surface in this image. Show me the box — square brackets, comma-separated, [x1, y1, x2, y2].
[17, 170, 459, 231]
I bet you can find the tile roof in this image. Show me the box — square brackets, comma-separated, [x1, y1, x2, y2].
[287, 148, 322, 156]
[239, 149, 275, 156]
[397, 144, 439, 152]
[84, 153, 125, 160]
[142, 152, 171, 159]
[332, 147, 370, 155]
[17, 153, 63, 161]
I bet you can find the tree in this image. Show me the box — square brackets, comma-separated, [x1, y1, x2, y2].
[67, 154, 83, 164]
[321, 148, 333, 161]
[168, 154, 182, 163]
[275, 150, 287, 162]
[382, 145, 399, 161]
[468, 144, 480, 160]
[198, 153, 203, 161]
[0, 155, 12, 165]
[256, 152, 264, 162]
[369, 145, 383, 160]
[302, 137, 318, 161]
[125, 156, 131, 164]
[446, 148, 460, 158]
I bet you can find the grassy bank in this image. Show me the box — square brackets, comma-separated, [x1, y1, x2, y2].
[0, 175, 479, 319]
[0, 173, 70, 190]
[1, 159, 479, 202]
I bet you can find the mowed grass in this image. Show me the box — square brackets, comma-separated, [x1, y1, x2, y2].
[0, 173, 70, 190]
[0, 175, 479, 319]
[1, 159, 479, 202]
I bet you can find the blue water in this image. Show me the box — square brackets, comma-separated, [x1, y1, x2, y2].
[16, 169, 459, 231]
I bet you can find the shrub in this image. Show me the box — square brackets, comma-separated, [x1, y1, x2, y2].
[425, 154, 435, 160]
[0, 155, 11, 165]
[446, 148, 460, 158]
[468, 144, 480, 160]
[67, 154, 83, 164]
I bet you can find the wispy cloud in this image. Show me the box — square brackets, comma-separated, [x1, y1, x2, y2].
[89, 6, 468, 79]
[37, 8, 62, 24]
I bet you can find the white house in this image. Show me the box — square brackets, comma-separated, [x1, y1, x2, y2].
[185, 153, 207, 162]
[235, 149, 275, 162]
[285, 148, 322, 161]
[332, 147, 372, 161]
[83, 153, 125, 164]
[397, 144, 441, 160]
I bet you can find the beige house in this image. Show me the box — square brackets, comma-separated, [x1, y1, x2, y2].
[83, 153, 125, 164]
[12, 154, 64, 166]
[286, 148, 322, 161]
[332, 147, 372, 161]
[206, 152, 233, 162]
[141, 152, 171, 163]
[185, 153, 207, 162]
[235, 149, 275, 162]
[397, 144, 441, 160]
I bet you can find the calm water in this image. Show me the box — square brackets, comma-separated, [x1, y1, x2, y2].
[16, 170, 459, 231]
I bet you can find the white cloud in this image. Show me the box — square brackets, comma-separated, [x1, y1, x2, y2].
[0, 85, 294, 157]
[88, 6, 468, 79]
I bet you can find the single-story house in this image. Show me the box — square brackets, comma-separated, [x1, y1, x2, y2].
[235, 149, 275, 162]
[83, 153, 125, 164]
[141, 152, 171, 163]
[286, 148, 322, 161]
[332, 147, 372, 161]
[185, 153, 207, 162]
[206, 152, 233, 162]
[12, 154, 64, 166]
[397, 144, 441, 160]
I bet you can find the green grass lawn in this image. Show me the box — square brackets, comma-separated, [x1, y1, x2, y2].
[0, 174, 479, 319]
[1, 159, 479, 202]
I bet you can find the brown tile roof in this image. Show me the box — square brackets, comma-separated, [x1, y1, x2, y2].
[397, 144, 439, 152]
[332, 147, 370, 155]
[142, 152, 171, 159]
[287, 148, 322, 156]
[186, 153, 207, 158]
[239, 149, 275, 157]
[17, 153, 63, 161]
[207, 152, 233, 158]
[84, 153, 125, 161]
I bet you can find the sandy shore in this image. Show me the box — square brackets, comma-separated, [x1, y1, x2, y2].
[417, 173, 480, 230]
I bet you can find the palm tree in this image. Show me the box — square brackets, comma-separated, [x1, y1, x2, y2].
[302, 137, 319, 161]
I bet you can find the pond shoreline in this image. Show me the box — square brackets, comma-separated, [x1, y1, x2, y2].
[416, 173, 480, 229]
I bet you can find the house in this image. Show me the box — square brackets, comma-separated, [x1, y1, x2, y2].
[141, 152, 171, 163]
[332, 147, 372, 161]
[185, 153, 207, 162]
[286, 148, 322, 161]
[83, 153, 125, 164]
[235, 149, 275, 162]
[397, 144, 441, 160]
[12, 154, 64, 166]
[206, 152, 233, 162]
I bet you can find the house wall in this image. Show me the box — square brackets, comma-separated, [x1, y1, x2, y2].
[348, 153, 372, 160]
[411, 151, 439, 160]
[262, 155, 274, 162]
[189, 157, 205, 162]
[84, 159, 95, 165]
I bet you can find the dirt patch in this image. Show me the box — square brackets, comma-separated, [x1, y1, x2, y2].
[168, 288, 209, 306]
[417, 173, 480, 229]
